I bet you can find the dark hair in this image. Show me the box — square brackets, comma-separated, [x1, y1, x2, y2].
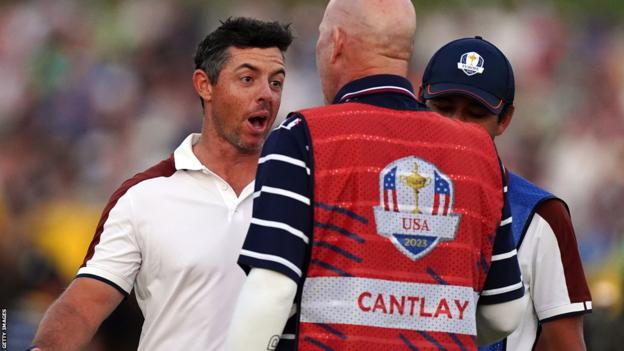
[194, 17, 293, 84]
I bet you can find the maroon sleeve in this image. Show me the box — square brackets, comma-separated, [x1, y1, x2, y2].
[536, 199, 592, 304]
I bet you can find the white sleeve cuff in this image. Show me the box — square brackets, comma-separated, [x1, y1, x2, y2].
[538, 301, 592, 321]
[77, 265, 133, 294]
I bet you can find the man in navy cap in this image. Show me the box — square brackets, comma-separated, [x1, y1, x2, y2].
[420, 36, 592, 351]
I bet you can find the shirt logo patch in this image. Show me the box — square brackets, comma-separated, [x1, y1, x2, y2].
[373, 157, 461, 260]
[457, 51, 485, 76]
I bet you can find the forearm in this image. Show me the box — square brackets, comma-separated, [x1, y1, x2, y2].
[31, 278, 124, 351]
[534, 315, 586, 351]
[32, 298, 100, 350]
[226, 268, 297, 351]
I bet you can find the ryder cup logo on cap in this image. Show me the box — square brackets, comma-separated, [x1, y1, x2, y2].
[373, 156, 461, 261]
[457, 51, 485, 76]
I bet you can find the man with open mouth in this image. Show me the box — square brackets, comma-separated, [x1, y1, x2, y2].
[30, 17, 293, 351]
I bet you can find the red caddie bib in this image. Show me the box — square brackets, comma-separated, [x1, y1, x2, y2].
[297, 103, 503, 350]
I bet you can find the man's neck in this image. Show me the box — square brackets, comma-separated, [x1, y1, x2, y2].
[335, 60, 409, 97]
[192, 134, 259, 197]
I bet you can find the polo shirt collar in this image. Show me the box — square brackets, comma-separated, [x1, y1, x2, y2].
[332, 74, 418, 104]
[173, 133, 205, 171]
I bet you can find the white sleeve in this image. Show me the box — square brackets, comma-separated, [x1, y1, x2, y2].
[226, 268, 297, 351]
[77, 192, 141, 294]
[524, 214, 591, 320]
[476, 294, 528, 345]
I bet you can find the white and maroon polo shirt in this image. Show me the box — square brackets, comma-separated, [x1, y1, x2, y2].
[77, 133, 254, 351]
[506, 199, 592, 350]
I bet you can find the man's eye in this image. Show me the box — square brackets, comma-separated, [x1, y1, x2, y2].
[271, 80, 283, 88]
[241, 76, 253, 83]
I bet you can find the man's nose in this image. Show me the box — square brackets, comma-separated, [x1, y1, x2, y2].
[257, 81, 273, 103]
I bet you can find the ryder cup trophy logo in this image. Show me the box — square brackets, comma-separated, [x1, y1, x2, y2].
[457, 51, 485, 76]
[373, 157, 461, 260]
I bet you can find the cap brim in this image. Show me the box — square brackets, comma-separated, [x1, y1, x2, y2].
[423, 83, 505, 114]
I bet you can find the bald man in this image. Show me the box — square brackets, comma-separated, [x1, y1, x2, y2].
[226, 1, 526, 350]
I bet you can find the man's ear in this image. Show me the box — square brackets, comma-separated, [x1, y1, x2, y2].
[495, 104, 514, 136]
[330, 26, 345, 64]
[192, 69, 213, 103]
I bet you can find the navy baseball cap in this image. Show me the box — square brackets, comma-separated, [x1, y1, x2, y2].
[421, 36, 514, 114]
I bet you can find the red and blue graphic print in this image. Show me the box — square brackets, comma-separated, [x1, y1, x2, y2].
[374, 157, 461, 260]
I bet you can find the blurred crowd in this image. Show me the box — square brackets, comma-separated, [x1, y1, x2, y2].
[0, 0, 622, 349]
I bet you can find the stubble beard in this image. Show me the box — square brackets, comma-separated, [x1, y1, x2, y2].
[212, 113, 263, 155]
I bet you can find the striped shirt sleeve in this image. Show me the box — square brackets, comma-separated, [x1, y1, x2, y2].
[238, 115, 313, 283]
[479, 165, 525, 305]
